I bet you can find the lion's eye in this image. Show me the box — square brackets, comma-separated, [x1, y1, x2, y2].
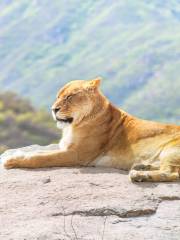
[66, 95, 72, 101]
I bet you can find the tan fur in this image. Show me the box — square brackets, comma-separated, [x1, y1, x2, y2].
[3, 78, 180, 182]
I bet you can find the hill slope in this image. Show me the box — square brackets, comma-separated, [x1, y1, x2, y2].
[0, 0, 179, 123]
[0, 92, 59, 153]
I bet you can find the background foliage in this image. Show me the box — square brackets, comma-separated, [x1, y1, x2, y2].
[0, 92, 59, 153]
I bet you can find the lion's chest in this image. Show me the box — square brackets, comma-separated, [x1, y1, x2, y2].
[59, 126, 73, 151]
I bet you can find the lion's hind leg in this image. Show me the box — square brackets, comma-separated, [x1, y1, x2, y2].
[131, 161, 160, 171]
[129, 140, 180, 182]
[129, 167, 179, 182]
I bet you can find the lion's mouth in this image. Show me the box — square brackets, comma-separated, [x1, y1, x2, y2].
[56, 117, 73, 124]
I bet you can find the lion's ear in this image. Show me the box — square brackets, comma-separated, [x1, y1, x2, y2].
[86, 77, 102, 90]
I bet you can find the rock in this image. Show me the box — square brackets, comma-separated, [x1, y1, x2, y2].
[42, 177, 51, 184]
[0, 145, 180, 240]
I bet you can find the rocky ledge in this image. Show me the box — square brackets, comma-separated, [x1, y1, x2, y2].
[0, 145, 180, 240]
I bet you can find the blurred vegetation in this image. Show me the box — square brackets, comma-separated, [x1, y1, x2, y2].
[0, 92, 60, 154]
[0, 1, 179, 124]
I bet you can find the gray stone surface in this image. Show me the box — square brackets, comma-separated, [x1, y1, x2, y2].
[0, 145, 180, 240]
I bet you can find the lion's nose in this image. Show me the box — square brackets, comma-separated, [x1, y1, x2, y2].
[52, 107, 60, 114]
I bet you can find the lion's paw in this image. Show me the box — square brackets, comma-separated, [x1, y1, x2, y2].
[1, 150, 26, 169]
[129, 170, 149, 182]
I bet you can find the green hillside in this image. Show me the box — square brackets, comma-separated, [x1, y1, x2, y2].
[0, 0, 179, 123]
[0, 91, 59, 153]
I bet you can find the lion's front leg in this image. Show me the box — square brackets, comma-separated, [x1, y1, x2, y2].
[2, 149, 79, 169]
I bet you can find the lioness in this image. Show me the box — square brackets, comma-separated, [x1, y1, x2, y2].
[2, 78, 180, 182]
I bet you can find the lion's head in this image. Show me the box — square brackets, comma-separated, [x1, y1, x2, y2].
[52, 77, 103, 129]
